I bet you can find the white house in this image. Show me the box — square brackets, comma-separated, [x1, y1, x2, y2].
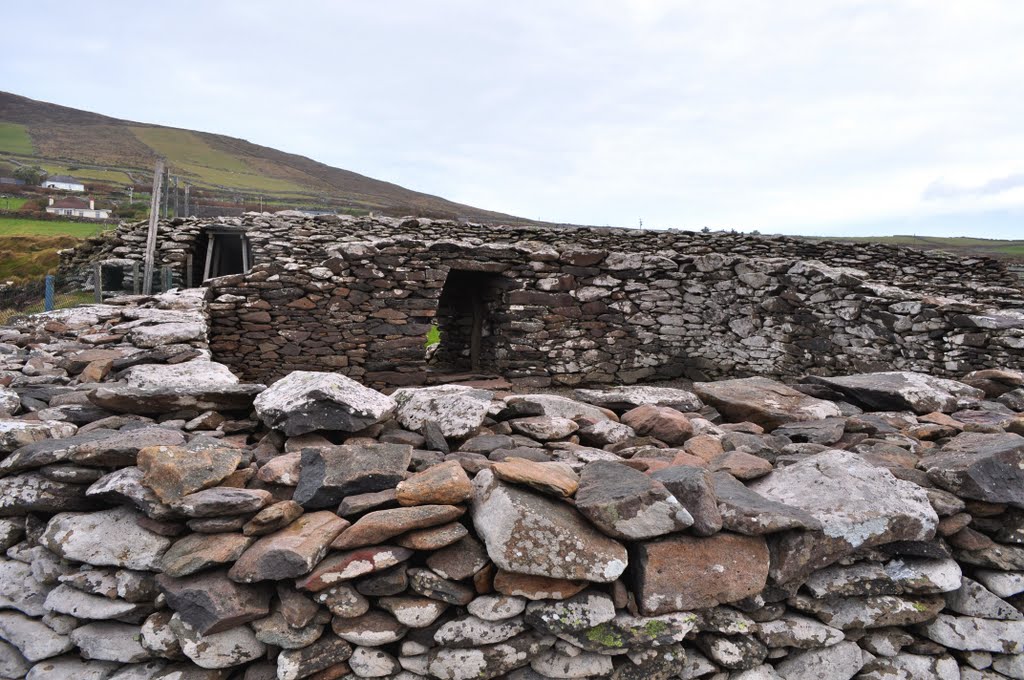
[46, 197, 110, 219]
[42, 175, 85, 192]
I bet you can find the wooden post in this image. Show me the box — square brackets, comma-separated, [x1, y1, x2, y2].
[132, 262, 140, 294]
[185, 254, 193, 288]
[93, 262, 103, 303]
[142, 159, 165, 295]
[470, 296, 484, 372]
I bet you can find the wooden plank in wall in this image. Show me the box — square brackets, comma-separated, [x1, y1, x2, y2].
[142, 159, 165, 295]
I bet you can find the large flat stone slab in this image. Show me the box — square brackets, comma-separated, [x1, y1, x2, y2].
[749, 450, 938, 583]
[919, 432, 1024, 508]
[693, 377, 842, 429]
[632, 533, 769, 614]
[471, 469, 627, 583]
[41, 506, 171, 570]
[807, 371, 984, 414]
[392, 384, 493, 438]
[254, 370, 396, 436]
[89, 384, 264, 415]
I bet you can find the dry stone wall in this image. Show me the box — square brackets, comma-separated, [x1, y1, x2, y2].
[1, 293, 1024, 679]
[57, 214, 1024, 389]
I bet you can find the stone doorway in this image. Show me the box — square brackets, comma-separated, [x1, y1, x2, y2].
[194, 229, 251, 285]
[434, 269, 506, 372]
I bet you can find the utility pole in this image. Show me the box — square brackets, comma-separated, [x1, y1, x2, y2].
[183, 184, 190, 217]
[173, 176, 179, 217]
[142, 160, 165, 295]
[162, 167, 170, 218]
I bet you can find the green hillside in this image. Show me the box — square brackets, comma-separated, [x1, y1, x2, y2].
[0, 90, 531, 222]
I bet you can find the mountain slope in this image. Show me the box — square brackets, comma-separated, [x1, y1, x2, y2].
[0, 91, 530, 222]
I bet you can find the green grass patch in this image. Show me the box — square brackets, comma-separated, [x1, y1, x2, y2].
[0, 123, 34, 155]
[0, 216, 110, 238]
[0, 197, 29, 211]
[132, 127, 308, 194]
[38, 164, 132, 185]
[425, 324, 441, 348]
[0, 234, 82, 282]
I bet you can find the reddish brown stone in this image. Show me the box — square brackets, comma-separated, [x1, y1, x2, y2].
[297, 546, 414, 591]
[330, 505, 465, 550]
[229, 511, 349, 582]
[491, 458, 579, 498]
[395, 521, 468, 550]
[621, 405, 693, 445]
[710, 451, 773, 480]
[395, 460, 472, 506]
[492, 570, 588, 601]
[633, 533, 770, 615]
[138, 443, 242, 503]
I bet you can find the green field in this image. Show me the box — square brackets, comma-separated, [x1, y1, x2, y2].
[38, 163, 132, 185]
[0, 197, 29, 211]
[0, 216, 111, 238]
[132, 127, 308, 194]
[0, 122, 34, 155]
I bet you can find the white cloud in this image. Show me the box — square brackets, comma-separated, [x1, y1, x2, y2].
[2, 1, 1023, 236]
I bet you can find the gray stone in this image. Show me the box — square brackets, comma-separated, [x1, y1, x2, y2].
[790, 594, 945, 630]
[693, 377, 842, 429]
[44, 584, 151, 620]
[89, 384, 264, 415]
[467, 595, 528, 622]
[157, 569, 271, 635]
[70, 623, 151, 663]
[756, 613, 844, 649]
[349, 646, 400, 677]
[524, 590, 616, 634]
[276, 633, 352, 680]
[169, 613, 266, 669]
[0, 610, 73, 662]
[919, 432, 1024, 508]
[807, 371, 984, 414]
[773, 640, 864, 680]
[946, 577, 1019, 618]
[749, 451, 938, 583]
[293, 442, 412, 508]
[24, 655, 120, 680]
[427, 631, 554, 680]
[651, 465, 723, 536]
[713, 472, 822, 535]
[254, 370, 396, 435]
[919, 613, 1024, 653]
[574, 385, 703, 413]
[0, 419, 77, 454]
[574, 460, 693, 540]
[434, 615, 528, 647]
[531, 649, 614, 678]
[471, 469, 628, 582]
[0, 471, 98, 516]
[0, 557, 50, 616]
[41, 506, 171, 570]
[392, 385, 494, 438]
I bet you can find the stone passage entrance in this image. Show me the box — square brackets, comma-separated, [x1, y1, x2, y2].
[435, 269, 507, 372]
[193, 229, 251, 285]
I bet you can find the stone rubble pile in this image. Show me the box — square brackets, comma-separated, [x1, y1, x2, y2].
[0, 294, 1022, 679]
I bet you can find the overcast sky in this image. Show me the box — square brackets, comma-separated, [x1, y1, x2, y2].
[4, 1, 1023, 237]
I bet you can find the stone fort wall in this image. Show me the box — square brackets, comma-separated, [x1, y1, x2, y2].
[59, 214, 1024, 388]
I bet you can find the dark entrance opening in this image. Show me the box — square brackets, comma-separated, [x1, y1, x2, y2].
[435, 270, 506, 372]
[101, 265, 125, 293]
[194, 230, 250, 285]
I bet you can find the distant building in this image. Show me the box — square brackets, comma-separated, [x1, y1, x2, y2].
[46, 196, 110, 219]
[0, 177, 26, 186]
[42, 175, 85, 192]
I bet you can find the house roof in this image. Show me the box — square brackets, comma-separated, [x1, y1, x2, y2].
[47, 175, 84, 184]
[50, 197, 93, 209]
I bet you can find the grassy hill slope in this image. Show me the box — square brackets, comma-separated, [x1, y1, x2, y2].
[0, 90, 530, 222]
